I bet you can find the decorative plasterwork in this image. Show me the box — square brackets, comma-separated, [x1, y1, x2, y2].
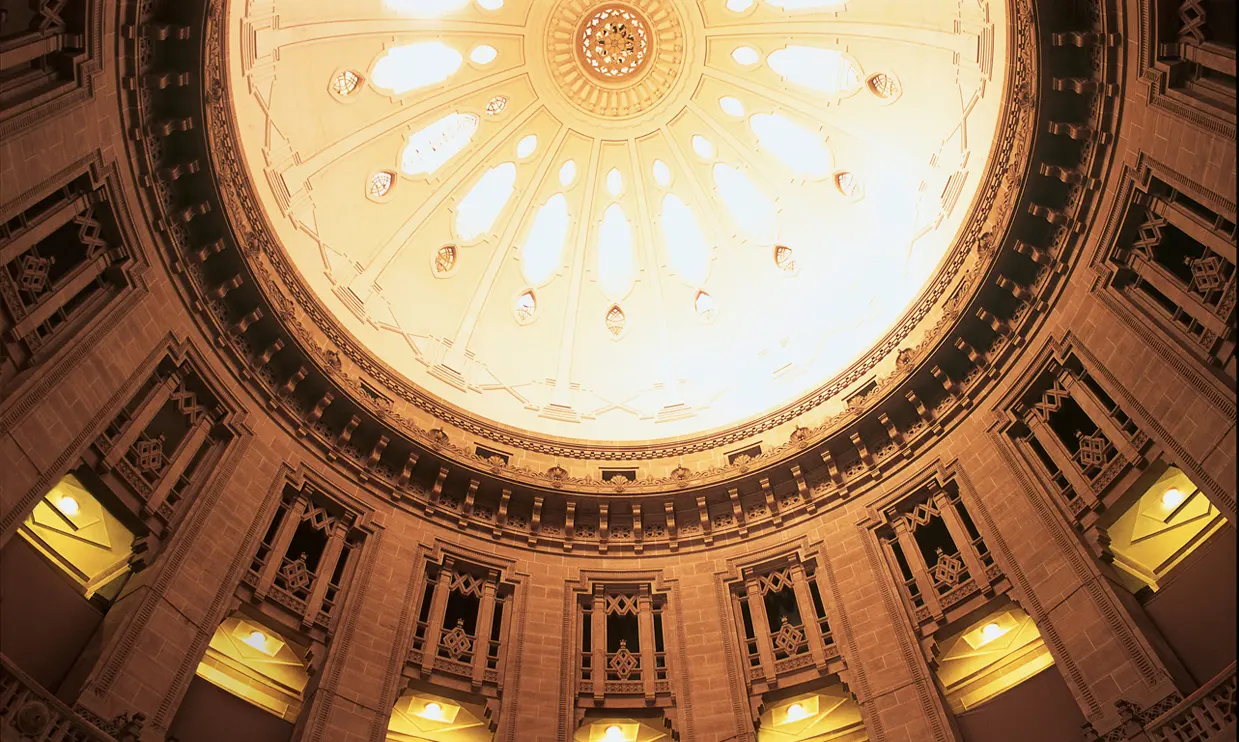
[211, 0, 1028, 451]
[120, 0, 1122, 553]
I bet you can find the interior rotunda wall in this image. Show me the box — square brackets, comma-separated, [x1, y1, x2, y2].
[0, 0, 1234, 741]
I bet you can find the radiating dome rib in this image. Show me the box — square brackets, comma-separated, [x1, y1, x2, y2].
[749, 113, 833, 179]
[371, 42, 463, 95]
[400, 113, 479, 177]
[597, 203, 635, 299]
[660, 193, 711, 286]
[521, 193, 571, 286]
[455, 162, 517, 243]
[767, 46, 862, 96]
[712, 164, 778, 244]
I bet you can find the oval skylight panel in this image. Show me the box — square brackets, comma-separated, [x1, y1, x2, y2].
[691, 135, 715, 159]
[400, 113, 479, 177]
[516, 135, 538, 159]
[731, 46, 760, 66]
[660, 193, 711, 286]
[597, 203, 635, 299]
[749, 113, 833, 179]
[371, 42, 463, 94]
[719, 96, 745, 117]
[559, 160, 577, 186]
[455, 162, 517, 242]
[469, 45, 497, 65]
[767, 47, 862, 96]
[712, 164, 778, 243]
[521, 193, 570, 286]
[651, 160, 672, 187]
[605, 168, 624, 197]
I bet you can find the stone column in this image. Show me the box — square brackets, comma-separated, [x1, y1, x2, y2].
[930, 489, 993, 593]
[101, 372, 182, 470]
[1129, 253, 1229, 336]
[302, 522, 348, 629]
[143, 414, 212, 517]
[743, 570, 778, 680]
[788, 563, 828, 670]
[1024, 410, 1099, 508]
[471, 574, 497, 689]
[591, 587, 606, 699]
[0, 191, 101, 267]
[636, 586, 657, 700]
[420, 559, 454, 675]
[1057, 370, 1141, 464]
[11, 251, 112, 340]
[892, 518, 944, 620]
[254, 492, 310, 599]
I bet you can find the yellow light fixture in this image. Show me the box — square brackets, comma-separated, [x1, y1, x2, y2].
[419, 702, 445, 721]
[57, 495, 80, 516]
[603, 725, 625, 742]
[241, 629, 267, 651]
[785, 702, 810, 722]
[1161, 488, 1185, 508]
[980, 622, 1005, 643]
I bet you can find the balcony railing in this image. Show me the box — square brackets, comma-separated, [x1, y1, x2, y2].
[1, 654, 117, 741]
[1144, 661, 1236, 742]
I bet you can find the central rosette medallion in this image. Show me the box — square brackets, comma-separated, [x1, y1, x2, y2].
[545, 0, 687, 121]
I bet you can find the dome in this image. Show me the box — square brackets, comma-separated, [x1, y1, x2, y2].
[222, 0, 1010, 443]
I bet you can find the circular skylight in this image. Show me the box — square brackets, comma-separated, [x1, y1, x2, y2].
[224, 0, 1010, 443]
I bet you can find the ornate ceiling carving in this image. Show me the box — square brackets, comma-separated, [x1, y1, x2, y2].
[217, 0, 1020, 449]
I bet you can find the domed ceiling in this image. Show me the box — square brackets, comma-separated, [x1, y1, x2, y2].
[224, 0, 1008, 444]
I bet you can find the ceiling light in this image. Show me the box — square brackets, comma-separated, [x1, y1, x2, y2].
[603, 725, 625, 742]
[420, 702, 445, 721]
[241, 630, 267, 651]
[57, 495, 80, 516]
[785, 702, 810, 721]
[1161, 488, 1185, 508]
[980, 622, 1004, 643]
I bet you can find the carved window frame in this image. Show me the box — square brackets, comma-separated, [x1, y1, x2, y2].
[0, 157, 147, 404]
[1090, 156, 1237, 388]
[717, 544, 846, 701]
[1137, 0, 1237, 139]
[238, 466, 381, 652]
[861, 466, 1011, 638]
[560, 569, 686, 738]
[993, 333, 1236, 551]
[404, 544, 521, 705]
[0, 0, 103, 138]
